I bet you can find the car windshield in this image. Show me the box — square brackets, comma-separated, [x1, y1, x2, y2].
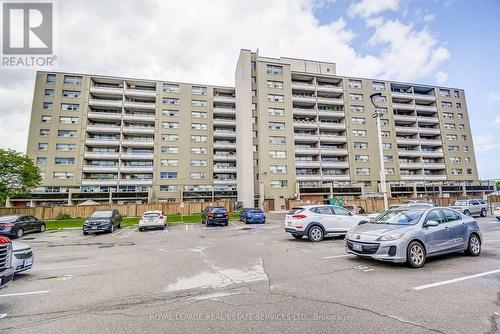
[90, 211, 113, 218]
[0, 215, 19, 222]
[375, 210, 424, 225]
[211, 208, 226, 213]
[249, 209, 263, 214]
[143, 212, 160, 218]
[454, 200, 467, 206]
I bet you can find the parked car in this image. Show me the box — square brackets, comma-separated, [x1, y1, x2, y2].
[345, 207, 481, 268]
[0, 236, 14, 289]
[82, 209, 122, 235]
[12, 241, 33, 274]
[449, 199, 487, 217]
[202, 206, 229, 226]
[239, 208, 266, 224]
[285, 205, 369, 242]
[0, 215, 46, 238]
[494, 206, 500, 221]
[138, 210, 167, 231]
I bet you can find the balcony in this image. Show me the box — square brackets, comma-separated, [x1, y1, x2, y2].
[213, 154, 237, 161]
[322, 175, 350, 181]
[213, 130, 236, 138]
[393, 114, 416, 122]
[295, 161, 321, 168]
[122, 114, 155, 122]
[401, 175, 424, 181]
[397, 150, 422, 157]
[87, 111, 122, 121]
[123, 100, 156, 110]
[120, 166, 154, 173]
[318, 122, 345, 130]
[391, 92, 436, 101]
[84, 152, 120, 159]
[122, 126, 155, 135]
[213, 119, 236, 126]
[85, 138, 120, 146]
[213, 179, 237, 185]
[419, 139, 442, 146]
[293, 108, 317, 117]
[424, 175, 447, 181]
[320, 148, 348, 156]
[89, 98, 123, 108]
[213, 107, 236, 115]
[296, 174, 322, 181]
[418, 128, 441, 135]
[86, 124, 121, 133]
[81, 179, 118, 185]
[120, 153, 154, 160]
[291, 82, 315, 90]
[417, 116, 439, 124]
[82, 165, 119, 173]
[421, 150, 444, 158]
[213, 95, 235, 103]
[293, 121, 317, 129]
[392, 103, 415, 111]
[124, 88, 156, 98]
[292, 95, 316, 104]
[396, 137, 420, 145]
[400, 162, 423, 169]
[90, 86, 123, 95]
[317, 110, 345, 118]
[316, 84, 343, 94]
[120, 139, 154, 147]
[415, 105, 437, 112]
[320, 135, 347, 144]
[213, 142, 236, 150]
[213, 167, 237, 173]
[321, 161, 349, 169]
[423, 163, 446, 170]
[294, 133, 319, 142]
[394, 126, 418, 134]
[119, 179, 153, 186]
[316, 97, 344, 105]
[294, 147, 320, 155]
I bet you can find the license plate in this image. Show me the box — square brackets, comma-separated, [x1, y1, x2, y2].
[24, 258, 33, 266]
[216, 214, 223, 218]
[91, 226, 98, 230]
[352, 243, 362, 251]
[287, 222, 292, 226]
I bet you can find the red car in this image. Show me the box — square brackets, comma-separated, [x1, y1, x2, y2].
[0, 236, 14, 289]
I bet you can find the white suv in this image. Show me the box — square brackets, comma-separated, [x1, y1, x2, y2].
[285, 205, 369, 242]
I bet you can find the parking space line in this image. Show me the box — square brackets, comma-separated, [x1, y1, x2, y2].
[484, 239, 500, 243]
[185, 224, 189, 231]
[323, 254, 353, 259]
[112, 229, 125, 237]
[33, 264, 98, 271]
[229, 221, 239, 227]
[119, 227, 137, 238]
[413, 268, 500, 290]
[0, 290, 50, 297]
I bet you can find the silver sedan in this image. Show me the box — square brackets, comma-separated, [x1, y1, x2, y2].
[345, 207, 482, 268]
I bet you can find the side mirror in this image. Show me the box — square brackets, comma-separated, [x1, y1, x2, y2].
[425, 220, 439, 227]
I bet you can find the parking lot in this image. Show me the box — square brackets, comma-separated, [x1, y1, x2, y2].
[1, 214, 500, 333]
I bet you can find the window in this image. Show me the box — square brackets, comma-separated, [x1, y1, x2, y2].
[46, 74, 56, 82]
[443, 112, 454, 119]
[381, 131, 390, 138]
[385, 168, 395, 175]
[53, 172, 74, 179]
[456, 102, 462, 109]
[61, 103, 80, 111]
[191, 135, 207, 142]
[348, 79, 362, 88]
[356, 168, 370, 175]
[442, 209, 461, 222]
[56, 143, 76, 151]
[39, 129, 50, 136]
[270, 180, 288, 188]
[62, 90, 81, 98]
[441, 101, 452, 108]
[351, 117, 365, 125]
[251, 76, 256, 84]
[45, 89, 54, 96]
[268, 108, 284, 116]
[191, 111, 207, 118]
[268, 122, 285, 130]
[332, 207, 351, 216]
[384, 155, 393, 162]
[162, 109, 179, 117]
[191, 147, 207, 154]
[372, 82, 385, 91]
[382, 143, 391, 150]
[311, 206, 333, 215]
[163, 83, 179, 93]
[190, 172, 208, 179]
[353, 130, 367, 137]
[454, 90, 460, 98]
[161, 146, 178, 153]
[267, 94, 284, 102]
[451, 168, 463, 175]
[463, 146, 469, 152]
[372, 95, 386, 102]
[461, 135, 467, 141]
[191, 160, 208, 167]
[439, 89, 450, 97]
[450, 157, 461, 163]
[458, 113, 464, 119]
[459, 124, 465, 130]
[266, 65, 283, 75]
[354, 142, 368, 149]
[63, 75, 82, 85]
[58, 130, 76, 137]
[448, 145, 459, 152]
[163, 97, 179, 105]
[465, 157, 471, 163]
[38, 143, 48, 150]
[446, 134, 458, 141]
[36, 157, 47, 165]
[160, 185, 177, 192]
[269, 150, 286, 158]
[267, 80, 283, 89]
[467, 168, 472, 175]
[192, 99, 207, 107]
[162, 122, 178, 129]
[251, 61, 256, 70]
[269, 136, 286, 144]
[162, 134, 179, 141]
[55, 157, 75, 165]
[270, 165, 287, 173]
[160, 159, 178, 167]
[350, 106, 364, 113]
[43, 102, 53, 109]
[425, 210, 446, 224]
[350, 94, 363, 101]
[192, 123, 208, 130]
[354, 155, 369, 162]
[444, 123, 455, 130]
[59, 116, 78, 124]
[160, 172, 177, 179]
[191, 86, 207, 95]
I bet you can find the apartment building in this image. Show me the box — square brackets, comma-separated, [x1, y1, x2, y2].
[21, 49, 483, 208]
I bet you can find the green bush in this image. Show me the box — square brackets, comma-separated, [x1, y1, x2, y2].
[56, 212, 72, 220]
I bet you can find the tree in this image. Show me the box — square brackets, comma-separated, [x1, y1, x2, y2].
[0, 149, 41, 206]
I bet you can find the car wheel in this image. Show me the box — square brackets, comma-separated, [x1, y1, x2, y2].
[83, 231, 89, 235]
[39, 223, 46, 233]
[466, 234, 481, 256]
[138, 227, 143, 232]
[480, 208, 487, 217]
[464, 210, 471, 216]
[117, 223, 122, 229]
[224, 221, 228, 226]
[406, 241, 426, 268]
[109, 224, 114, 233]
[308, 226, 324, 242]
[292, 234, 302, 240]
[16, 228, 24, 238]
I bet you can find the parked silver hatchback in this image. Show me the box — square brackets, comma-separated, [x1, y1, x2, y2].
[345, 206, 482, 268]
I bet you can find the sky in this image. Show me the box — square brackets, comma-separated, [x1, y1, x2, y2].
[0, 0, 499, 179]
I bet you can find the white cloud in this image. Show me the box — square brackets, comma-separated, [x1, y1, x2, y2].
[487, 92, 500, 102]
[435, 70, 448, 84]
[0, 0, 449, 153]
[349, 0, 400, 18]
[495, 116, 500, 128]
[474, 134, 500, 152]
[423, 14, 435, 22]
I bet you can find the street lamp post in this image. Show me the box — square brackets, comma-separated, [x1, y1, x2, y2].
[370, 93, 388, 211]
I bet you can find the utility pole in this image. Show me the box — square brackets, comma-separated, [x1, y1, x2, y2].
[370, 93, 388, 211]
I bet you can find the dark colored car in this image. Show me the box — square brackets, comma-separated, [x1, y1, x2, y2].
[0, 215, 46, 238]
[240, 208, 266, 224]
[83, 209, 122, 235]
[202, 206, 229, 226]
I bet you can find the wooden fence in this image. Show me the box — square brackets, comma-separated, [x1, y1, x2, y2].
[0, 201, 235, 220]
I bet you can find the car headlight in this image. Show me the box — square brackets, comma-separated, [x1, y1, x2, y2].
[377, 232, 407, 241]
